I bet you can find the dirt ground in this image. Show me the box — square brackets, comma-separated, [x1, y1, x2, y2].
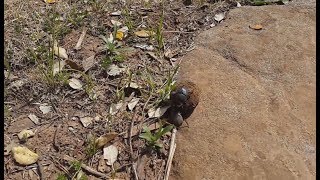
[170, 2, 316, 180]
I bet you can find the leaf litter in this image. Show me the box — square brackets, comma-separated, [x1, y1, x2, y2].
[69, 78, 83, 90]
[12, 146, 39, 165]
[103, 145, 118, 166]
[28, 114, 40, 125]
[39, 104, 52, 114]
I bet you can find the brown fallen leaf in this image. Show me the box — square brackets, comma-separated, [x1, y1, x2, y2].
[249, 24, 263, 30]
[134, 30, 155, 38]
[82, 55, 95, 72]
[66, 59, 84, 71]
[95, 132, 118, 148]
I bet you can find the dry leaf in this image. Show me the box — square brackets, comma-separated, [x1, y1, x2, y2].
[53, 60, 66, 76]
[134, 30, 155, 38]
[249, 24, 263, 30]
[82, 55, 95, 72]
[236, 2, 241, 7]
[95, 132, 118, 148]
[74, 27, 87, 50]
[39, 105, 52, 114]
[109, 102, 123, 115]
[134, 44, 154, 51]
[111, 20, 122, 26]
[128, 98, 140, 111]
[110, 10, 122, 16]
[127, 82, 140, 89]
[118, 26, 129, 34]
[28, 114, 40, 125]
[80, 117, 93, 127]
[116, 31, 124, 40]
[214, 13, 225, 22]
[44, 0, 56, 3]
[53, 43, 68, 59]
[18, 130, 35, 140]
[66, 59, 83, 71]
[147, 106, 170, 118]
[103, 145, 118, 166]
[107, 64, 124, 76]
[69, 78, 83, 90]
[12, 146, 39, 165]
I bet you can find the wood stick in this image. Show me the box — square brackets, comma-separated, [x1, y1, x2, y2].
[63, 155, 109, 179]
[129, 109, 139, 180]
[164, 128, 177, 180]
[74, 27, 87, 50]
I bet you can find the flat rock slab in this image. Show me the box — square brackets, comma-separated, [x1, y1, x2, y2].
[171, 3, 315, 180]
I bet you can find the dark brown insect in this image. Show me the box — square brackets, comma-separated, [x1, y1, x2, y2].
[167, 80, 200, 127]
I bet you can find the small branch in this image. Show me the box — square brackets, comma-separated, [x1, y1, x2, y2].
[129, 109, 139, 180]
[164, 128, 177, 180]
[35, 150, 44, 180]
[74, 27, 87, 50]
[142, 94, 152, 118]
[53, 124, 61, 152]
[63, 155, 109, 179]
[49, 155, 70, 177]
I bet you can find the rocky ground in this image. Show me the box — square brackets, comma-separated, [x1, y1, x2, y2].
[171, 0, 316, 179]
[4, 0, 315, 179]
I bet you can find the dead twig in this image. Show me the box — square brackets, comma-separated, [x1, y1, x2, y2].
[74, 27, 87, 50]
[164, 128, 177, 180]
[53, 124, 61, 152]
[35, 150, 44, 180]
[141, 94, 152, 120]
[63, 155, 110, 179]
[49, 155, 70, 177]
[129, 109, 139, 180]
